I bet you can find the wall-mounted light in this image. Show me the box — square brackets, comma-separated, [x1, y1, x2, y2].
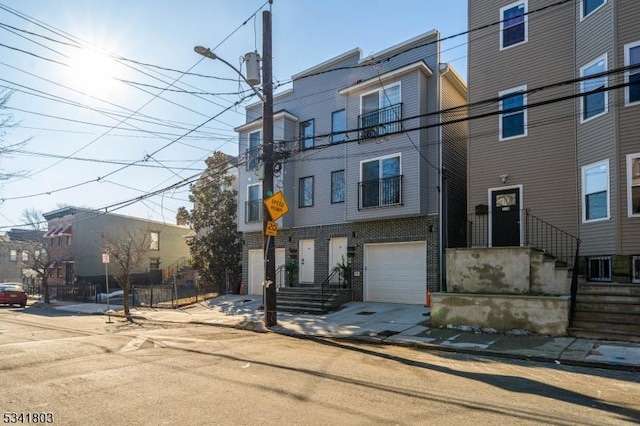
[499, 173, 509, 184]
[352, 231, 357, 238]
[288, 236, 293, 242]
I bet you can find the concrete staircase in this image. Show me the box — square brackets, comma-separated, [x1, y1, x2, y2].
[277, 286, 351, 314]
[570, 283, 640, 343]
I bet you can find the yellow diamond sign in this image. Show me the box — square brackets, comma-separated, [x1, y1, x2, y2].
[264, 191, 289, 221]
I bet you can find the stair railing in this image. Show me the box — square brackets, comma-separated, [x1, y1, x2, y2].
[275, 264, 286, 290]
[524, 210, 579, 269]
[162, 256, 192, 283]
[319, 266, 352, 312]
[568, 239, 581, 327]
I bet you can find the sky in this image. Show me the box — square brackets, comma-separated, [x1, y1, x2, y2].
[0, 0, 468, 230]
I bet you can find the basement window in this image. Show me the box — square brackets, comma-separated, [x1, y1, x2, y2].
[588, 256, 612, 282]
[632, 256, 640, 283]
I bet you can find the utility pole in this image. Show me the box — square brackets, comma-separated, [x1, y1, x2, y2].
[262, 3, 277, 327]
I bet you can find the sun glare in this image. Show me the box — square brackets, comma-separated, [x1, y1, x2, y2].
[67, 47, 120, 98]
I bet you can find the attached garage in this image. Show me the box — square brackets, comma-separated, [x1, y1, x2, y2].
[364, 241, 427, 304]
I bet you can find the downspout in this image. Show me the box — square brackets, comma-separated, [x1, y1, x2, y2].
[438, 56, 449, 293]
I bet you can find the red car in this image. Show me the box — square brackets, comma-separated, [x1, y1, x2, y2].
[0, 283, 28, 308]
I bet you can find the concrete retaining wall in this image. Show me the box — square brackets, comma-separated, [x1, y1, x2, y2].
[430, 293, 571, 335]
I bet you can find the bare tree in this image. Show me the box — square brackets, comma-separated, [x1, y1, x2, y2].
[20, 208, 46, 230]
[101, 226, 151, 318]
[1, 90, 28, 181]
[22, 240, 63, 304]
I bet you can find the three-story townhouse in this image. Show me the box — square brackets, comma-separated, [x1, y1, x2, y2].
[236, 30, 467, 307]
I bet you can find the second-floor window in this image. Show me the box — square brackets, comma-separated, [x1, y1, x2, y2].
[580, 54, 607, 122]
[299, 176, 314, 208]
[150, 231, 159, 250]
[300, 119, 315, 150]
[66, 235, 72, 246]
[22, 251, 28, 262]
[247, 131, 261, 171]
[10, 250, 17, 262]
[331, 110, 346, 144]
[499, 86, 527, 140]
[625, 41, 640, 106]
[246, 183, 261, 223]
[582, 159, 609, 222]
[500, 1, 527, 50]
[331, 170, 345, 203]
[628, 153, 640, 217]
[360, 154, 402, 209]
[360, 83, 401, 139]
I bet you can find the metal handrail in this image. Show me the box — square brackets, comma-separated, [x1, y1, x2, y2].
[162, 256, 192, 283]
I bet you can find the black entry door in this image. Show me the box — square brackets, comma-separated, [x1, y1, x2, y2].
[491, 188, 520, 247]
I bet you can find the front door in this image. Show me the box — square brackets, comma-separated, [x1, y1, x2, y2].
[491, 188, 521, 247]
[328, 237, 348, 283]
[299, 239, 315, 284]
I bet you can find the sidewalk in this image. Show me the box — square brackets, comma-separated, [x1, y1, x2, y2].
[35, 295, 640, 371]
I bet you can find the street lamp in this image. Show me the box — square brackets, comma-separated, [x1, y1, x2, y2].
[193, 7, 276, 327]
[193, 46, 265, 102]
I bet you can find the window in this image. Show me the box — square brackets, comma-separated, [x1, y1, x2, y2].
[588, 256, 611, 281]
[360, 83, 401, 139]
[246, 131, 261, 171]
[300, 119, 315, 150]
[299, 176, 314, 208]
[499, 86, 527, 140]
[359, 154, 402, 209]
[581, 0, 606, 19]
[22, 251, 28, 262]
[331, 110, 346, 143]
[150, 232, 159, 251]
[500, 1, 527, 49]
[331, 170, 345, 203]
[580, 55, 608, 122]
[50, 238, 54, 247]
[625, 41, 640, 106]
[633, 256, 640, 283]
[57, 236, 62, 246]
[628, 154, 640, 217]
[150, 258, 160, 270]
[246, 184, 261, 222]
[56, 267, 62, 278]
[582, 159, 609, 222]
[66, 235, 72, 246]
[10, 250, 17, 262]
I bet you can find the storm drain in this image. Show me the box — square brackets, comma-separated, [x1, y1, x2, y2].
[376, 330, 400, 338]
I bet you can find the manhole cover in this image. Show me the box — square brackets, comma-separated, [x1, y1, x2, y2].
[356, 311, 376, 316]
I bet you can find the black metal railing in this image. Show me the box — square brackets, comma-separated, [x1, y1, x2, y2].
[359, 103, 402, 140]
[568, 239, 581, 327]
[245, 148, 260, 171]
[320, 265, 352, 312]
[245, 199, 262, 223]
[358, 175, 403, 209]
[462, 209, 579, 268]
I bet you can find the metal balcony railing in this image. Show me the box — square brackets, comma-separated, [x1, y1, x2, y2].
[358, 175, 403, 209]
[358, 103, 402, 140]
[245, 199, 262, 223]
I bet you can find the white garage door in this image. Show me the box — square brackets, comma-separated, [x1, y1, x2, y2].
[364, 242, 427, 304]
[248, 248, 284, 296]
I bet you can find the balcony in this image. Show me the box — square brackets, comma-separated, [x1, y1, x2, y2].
[358, 103, 402, 140]
[245, 199, 262, 223]
[358, 175, 403, 209]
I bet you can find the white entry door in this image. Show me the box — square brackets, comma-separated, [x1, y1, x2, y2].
[299, 239, 315, 284]
[248, 248, 285, 295]
[328, 237, 348, 283]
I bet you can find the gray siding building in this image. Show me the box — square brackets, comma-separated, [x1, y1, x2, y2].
[236, 31, 467, 304]
[467, 0, 640, 283]
[42, 207, 190, 287]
